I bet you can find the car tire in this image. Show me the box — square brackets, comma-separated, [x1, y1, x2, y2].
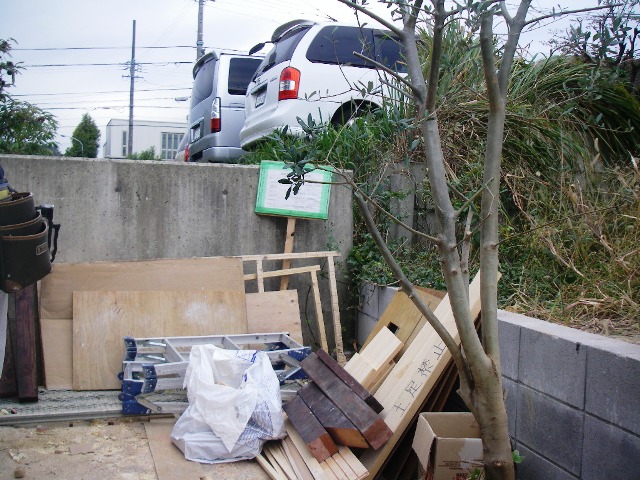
[331, 103, 373, 127]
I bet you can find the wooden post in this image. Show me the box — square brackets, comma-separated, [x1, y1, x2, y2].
[280, 217, 296, 290]
[14, 284, 39, 402]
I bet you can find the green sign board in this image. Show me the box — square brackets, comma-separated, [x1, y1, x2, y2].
[255, 161, 333, 220]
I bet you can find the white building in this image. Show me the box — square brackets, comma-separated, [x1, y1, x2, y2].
[103, 119, 187, 160]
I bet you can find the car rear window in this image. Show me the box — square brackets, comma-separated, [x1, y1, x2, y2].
[307, 26, 405, 72]
[228, 57, 262, 95]
[253, 26, 311, 78]
[191, 57, 216, 105]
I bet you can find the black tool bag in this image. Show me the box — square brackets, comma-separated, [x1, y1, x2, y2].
[0, 192, 59, 293]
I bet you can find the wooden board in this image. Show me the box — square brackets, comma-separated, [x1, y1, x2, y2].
[246, 290, 302, 344]
[12, 285, 39, 401]
[362, 287, 445, 356]
[300, 353, 392, 450]
[314, 348, 383, 414]
[345, 327, 403, 391]
[38, 257, 245, 390]
[145, 417, 269, 480]
[72, 290, 247, 390]
[283, 395, 338, 462]
[41, 257, 245, 320]
[40, 291, 299, 390]
[298, 383, 369, 449]
[282, 436, 315, 480]
[358, 272, 488, 477]
[285, 417, 331, 480]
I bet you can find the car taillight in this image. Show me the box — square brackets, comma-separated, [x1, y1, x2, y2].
[279, 67, 300, 101]
[210, 97, 221, 132]
[184, 143, 189, 162]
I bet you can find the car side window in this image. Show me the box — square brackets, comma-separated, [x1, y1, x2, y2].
[228, 58, 262, 95]
[306, 26, 376, 67]
[374, 32, 406, 73]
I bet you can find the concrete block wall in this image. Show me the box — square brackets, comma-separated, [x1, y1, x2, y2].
[498, 310, 640, 480]
[0, 155, 354, 348]
[356, 285, 640, 480]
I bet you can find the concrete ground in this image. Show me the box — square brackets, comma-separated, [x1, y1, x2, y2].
[0, 416, 269, 480]
[0, 390, 269, 480]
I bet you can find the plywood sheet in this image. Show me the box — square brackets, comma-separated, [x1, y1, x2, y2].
[246, 290, 302, 344]
[40, 319, 73, 390]
[145, 418, 269, 480]
[72, 290, 247, 390]
[41, 257, 244, 320]
[39, 257, 244, 389]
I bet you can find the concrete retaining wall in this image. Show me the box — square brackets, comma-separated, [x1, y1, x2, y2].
[358, 286, 640, 480]
[0, 154, 354, 346]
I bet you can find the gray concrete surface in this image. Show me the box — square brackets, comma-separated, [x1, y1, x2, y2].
[0, 154, 354, 347]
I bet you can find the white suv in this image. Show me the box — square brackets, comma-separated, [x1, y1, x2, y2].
[239, 20, 405, 148]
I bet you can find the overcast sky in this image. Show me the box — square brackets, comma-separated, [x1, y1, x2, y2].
[1, 0, 599, 155]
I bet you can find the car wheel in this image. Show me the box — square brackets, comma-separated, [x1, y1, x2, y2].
[331, 103, 372, 127]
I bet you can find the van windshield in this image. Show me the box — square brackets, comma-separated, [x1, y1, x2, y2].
[253, 26, 311, 79]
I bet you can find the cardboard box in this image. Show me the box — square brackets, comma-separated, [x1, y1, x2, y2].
[412, 412, 484, 480]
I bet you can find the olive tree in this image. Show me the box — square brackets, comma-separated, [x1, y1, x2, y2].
[322, 1, 613, 479]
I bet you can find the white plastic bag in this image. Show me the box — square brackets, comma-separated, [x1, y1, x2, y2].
[171, 345, 285, 463]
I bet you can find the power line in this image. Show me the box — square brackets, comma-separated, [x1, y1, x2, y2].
[13, 45, 197, 51]
[23, 61, 193, 68]
[45, 105, 187, 110]
[12, 87, 190, 97]
[28, 96, 191, 106]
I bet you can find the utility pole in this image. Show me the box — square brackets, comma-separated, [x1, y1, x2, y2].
[197, 0, 205, 60]
[128, 19, 136, 157]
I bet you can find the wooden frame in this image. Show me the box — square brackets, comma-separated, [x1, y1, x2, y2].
[238, 251, 345, 364]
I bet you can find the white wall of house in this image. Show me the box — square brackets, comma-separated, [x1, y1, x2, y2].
[103, 119, 187, 160]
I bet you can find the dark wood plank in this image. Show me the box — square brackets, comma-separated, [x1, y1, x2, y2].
[14, 284, 38, 402]
[315, 347, 383, 413]
[298, 382, 369, 449]
[283, 395, 338, 462]
[0, 298, 17, 398]
[300, 352, 392, 450]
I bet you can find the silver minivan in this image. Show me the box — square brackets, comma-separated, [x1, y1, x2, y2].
[187, 50, 262, 162]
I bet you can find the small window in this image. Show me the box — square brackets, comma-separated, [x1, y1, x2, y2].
[161, 132, 183, 160]
[121, 131, 127, 157]
[228, 58, 262, 95]
[306, 26, 375, 68]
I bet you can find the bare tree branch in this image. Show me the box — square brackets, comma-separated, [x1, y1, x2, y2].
[353, 51, 421, 97]
[353, 191, 471, 386]
[523, 3, 625, 28]
[336, 0, 404, 36]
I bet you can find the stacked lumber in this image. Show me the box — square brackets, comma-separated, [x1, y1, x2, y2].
[259, 345, 395, 480]
[257, 273, 488, 480]
[257, 429, 368, 480]
[254, 326, 405, 480]
[283, 349, 392, 459]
